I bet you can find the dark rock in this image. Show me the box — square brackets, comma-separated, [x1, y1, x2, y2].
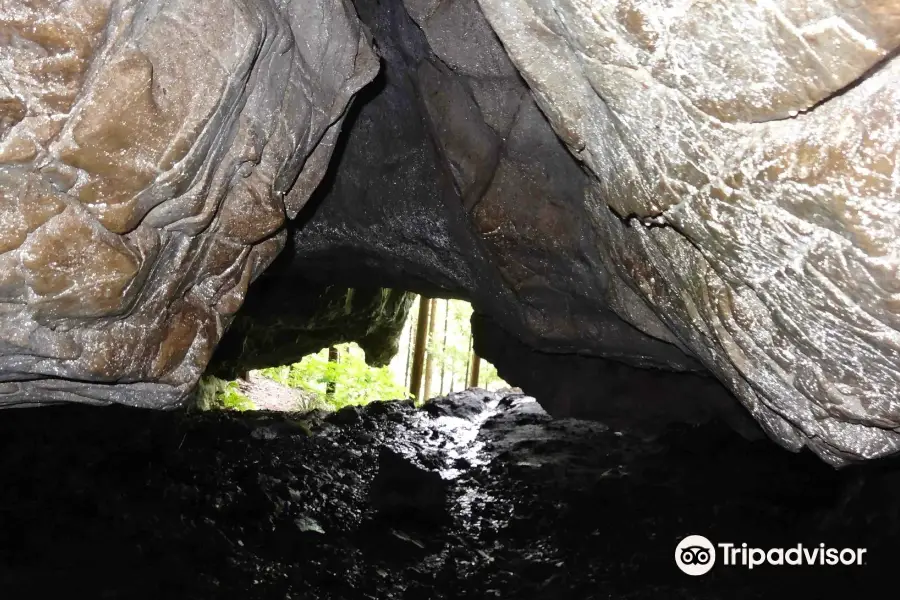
[498, 393, 529, 409]
[2, 398, 899, 597]
[368, 447, 449, 524]
[453, 457, 471, 470]
[248, 417, 312, 441]
[386, 412, 406, 424]
[327, 405, 364, 426]
[424, 389, 491, 420]
[211, 283, 413, 378]
[474, 313, 765, 441]
[368, 399, 415, 416]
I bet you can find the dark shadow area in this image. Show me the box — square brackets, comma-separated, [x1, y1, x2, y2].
[472, 312, 764, 440]
[291, 58, 384, 241]
[1, 394, 898, 599]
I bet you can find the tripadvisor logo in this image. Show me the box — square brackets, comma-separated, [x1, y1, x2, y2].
[674, 535, 867, 576]
[675, 535, 716, 576]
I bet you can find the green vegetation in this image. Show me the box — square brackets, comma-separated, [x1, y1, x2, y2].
[219, 381, 255, 411]
[258, 343, 407, 410]
[198, 298, 508, 414]
[194, 376, 255, 411]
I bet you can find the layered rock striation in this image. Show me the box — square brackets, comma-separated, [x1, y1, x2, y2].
[0, 0, 377, 407]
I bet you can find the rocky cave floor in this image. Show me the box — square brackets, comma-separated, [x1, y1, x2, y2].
[2, 390, 899, 599]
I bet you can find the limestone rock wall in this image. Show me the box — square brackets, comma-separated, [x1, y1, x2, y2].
[0, 0, 377, 407]
[474, 0, 900, 463]
[471, 312, 765, 442]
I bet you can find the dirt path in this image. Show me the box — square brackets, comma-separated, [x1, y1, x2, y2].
[236, 372, 322, 412]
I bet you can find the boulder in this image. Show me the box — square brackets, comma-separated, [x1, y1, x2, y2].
[423, 389, 492, 420]
[369, 447, 449, 524]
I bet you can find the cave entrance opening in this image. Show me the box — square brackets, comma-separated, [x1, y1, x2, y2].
[200, 295, 508, 413]
[393, 296, 508, 400]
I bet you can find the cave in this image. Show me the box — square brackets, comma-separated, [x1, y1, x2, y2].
[1, 0, 900, 596]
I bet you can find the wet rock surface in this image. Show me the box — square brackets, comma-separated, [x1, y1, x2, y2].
[1, 390, 897, 598]
[229, 0, 703, 376]
[474, 0, 900, 463]
[0, 0, 378, 408]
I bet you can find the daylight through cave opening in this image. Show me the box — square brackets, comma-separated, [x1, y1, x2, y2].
[203, 295, 509, 412]
[200, 0, 767, 440]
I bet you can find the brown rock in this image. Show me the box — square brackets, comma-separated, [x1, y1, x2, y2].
[0, 0, 378, 407]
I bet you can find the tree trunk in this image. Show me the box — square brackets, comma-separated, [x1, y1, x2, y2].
[404, 302, 415, 389]
[468, 354, 481, 389]
[439, 299, 449, 395]
[423, 298, 438, 401]
[468, 349, 481, 389]
[409, 295, 430, 400]
[326, 346, 339, 398]
[463, 333, 471, 389]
